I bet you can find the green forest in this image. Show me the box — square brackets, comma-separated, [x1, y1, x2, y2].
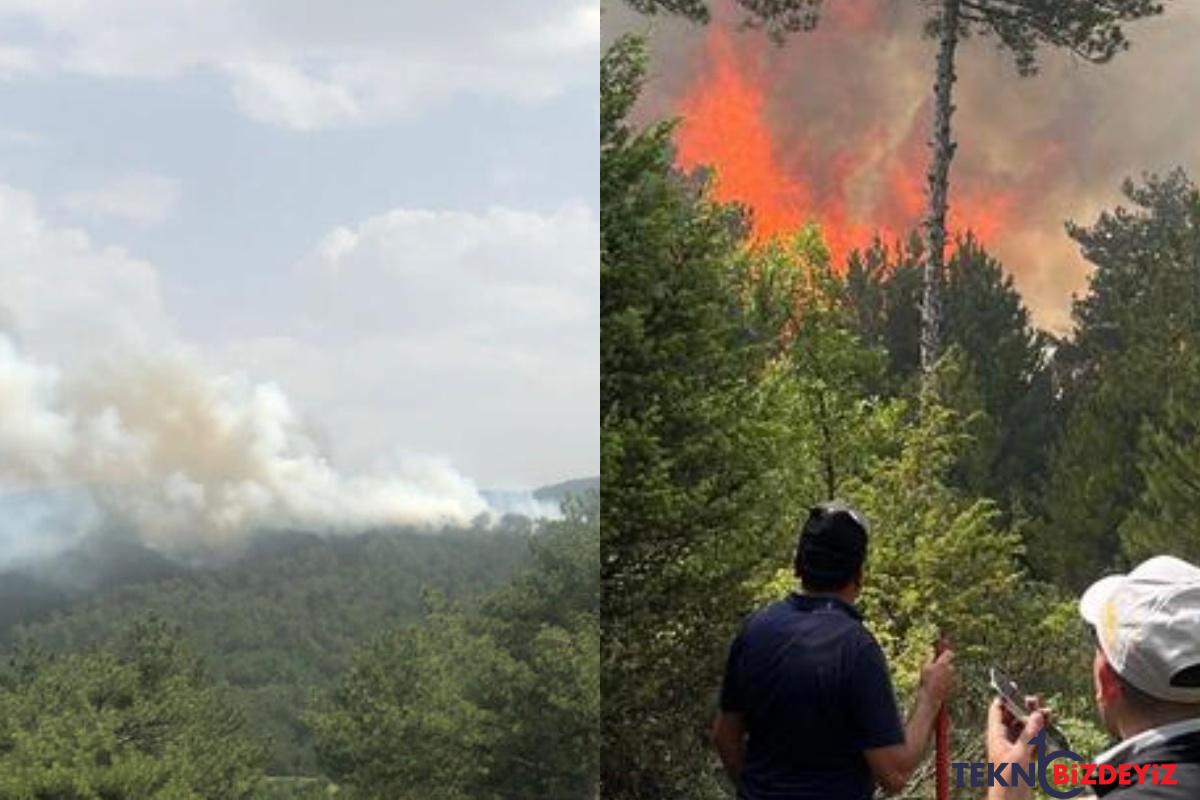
[601, 28, 1200, 799]
[0, 487, 599, 799]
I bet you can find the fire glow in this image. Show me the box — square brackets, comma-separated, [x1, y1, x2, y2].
[674, 19, 1026, 269]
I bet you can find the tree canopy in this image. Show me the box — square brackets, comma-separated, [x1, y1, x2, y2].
[0, 620, 266, 800]
[310, 496, 599, 800]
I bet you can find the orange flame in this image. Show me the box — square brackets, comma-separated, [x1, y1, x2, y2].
[675, 30, 808, 241]
[674, 22, 1023, 269]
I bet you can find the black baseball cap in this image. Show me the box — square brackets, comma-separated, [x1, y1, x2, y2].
[794, 501, 869, 590]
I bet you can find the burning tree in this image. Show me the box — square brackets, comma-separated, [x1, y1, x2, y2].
[916, 0, 1165, 374]
[625, 0, 1168, 374]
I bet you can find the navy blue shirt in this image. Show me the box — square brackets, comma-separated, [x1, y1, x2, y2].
[719, 593, 904, 800]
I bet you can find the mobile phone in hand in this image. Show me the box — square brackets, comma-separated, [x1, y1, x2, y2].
[989, 666, 1072, 753]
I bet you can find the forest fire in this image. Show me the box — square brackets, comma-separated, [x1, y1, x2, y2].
[674, 21, 1023, 270]
[613, 0, 1194, 332]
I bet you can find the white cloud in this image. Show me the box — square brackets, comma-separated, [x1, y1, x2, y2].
[0, 185, 169, 365]
[0, 0, 600, 129]
[503, 2, 602, 56]
[227, 202, 599, 485]
[298, 203, 597, 331]
[62, 172, 181, 225]
[227, 61, 361, 130]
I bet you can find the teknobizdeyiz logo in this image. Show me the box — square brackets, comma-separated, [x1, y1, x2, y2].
[952, 729, 1180, 798]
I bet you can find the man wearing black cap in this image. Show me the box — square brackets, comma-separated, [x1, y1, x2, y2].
[712, 501, 956, 799]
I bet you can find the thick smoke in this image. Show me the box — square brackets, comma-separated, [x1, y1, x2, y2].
[0, 184, 515, 567]
[605, 0, 1200, 333]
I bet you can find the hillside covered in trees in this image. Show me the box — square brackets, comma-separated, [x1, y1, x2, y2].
[602, 32, 1200, 799]
[0, 485, 598, 799]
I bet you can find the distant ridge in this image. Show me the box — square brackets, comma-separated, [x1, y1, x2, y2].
[1, 477, 599, 641]
[533, 476, 599, 503]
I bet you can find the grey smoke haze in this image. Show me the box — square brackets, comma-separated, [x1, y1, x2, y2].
[0, 326, 491, 563]
[605, 0, 1200, 333]
[0, 184, 556, 568]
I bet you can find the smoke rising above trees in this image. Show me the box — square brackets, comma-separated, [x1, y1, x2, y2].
[0, 184, 572, 566]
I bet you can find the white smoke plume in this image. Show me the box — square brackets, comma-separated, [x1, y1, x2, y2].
[0, 184, 508, 566]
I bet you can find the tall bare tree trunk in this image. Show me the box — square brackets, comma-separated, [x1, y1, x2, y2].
[922, 0, 961, 376]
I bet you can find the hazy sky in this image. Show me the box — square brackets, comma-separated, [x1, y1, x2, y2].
[0, 1, 599, 490]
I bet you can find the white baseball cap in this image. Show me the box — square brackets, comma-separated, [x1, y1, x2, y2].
[1080, 555, 1200, 704]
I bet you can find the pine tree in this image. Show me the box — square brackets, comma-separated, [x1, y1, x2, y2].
[843, 234, 1054, 509]
[602, 35, 815, 796]
[0, 620, 265, 799]
[1035, 171, 1200, 588]
[1120, 352, 1200, 565]
[918, 0, 1165, 372]
[844, 234, 925, 385]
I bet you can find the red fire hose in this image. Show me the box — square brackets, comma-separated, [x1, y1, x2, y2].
[934, 633, 950, 800]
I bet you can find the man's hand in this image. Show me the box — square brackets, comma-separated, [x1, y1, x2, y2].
[865, 648, 957, 795]
[983, 696, 1048, 800]
[711, 711, 746, 785]
[919, 648, 957, 706]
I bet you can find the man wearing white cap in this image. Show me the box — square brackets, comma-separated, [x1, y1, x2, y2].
[985, 555, 1200, 799]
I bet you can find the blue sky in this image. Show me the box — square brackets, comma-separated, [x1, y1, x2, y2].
[0, 1, 598, 558]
